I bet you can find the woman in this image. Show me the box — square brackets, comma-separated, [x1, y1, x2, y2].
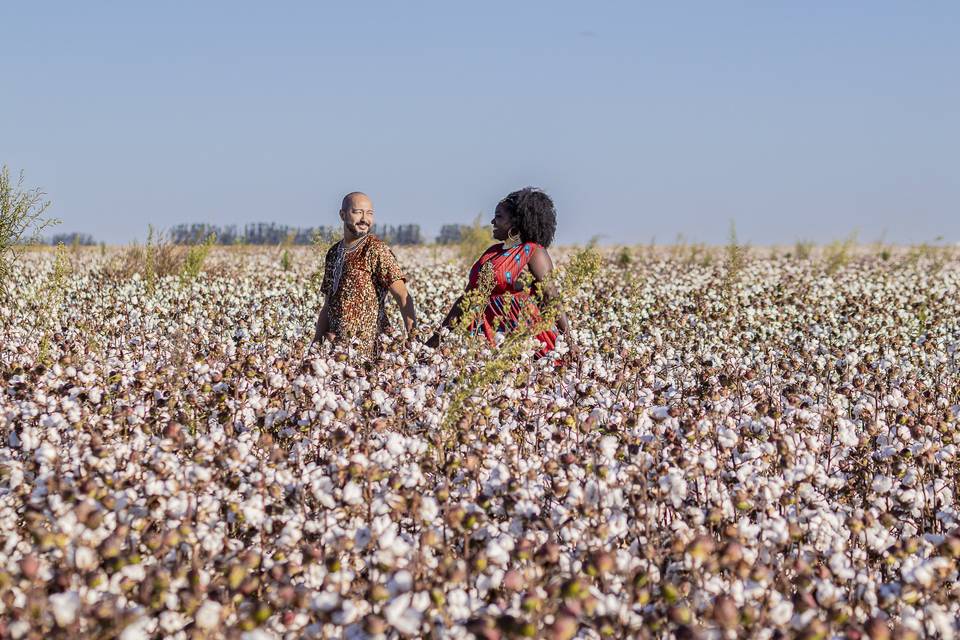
[427, 187, 576, 357]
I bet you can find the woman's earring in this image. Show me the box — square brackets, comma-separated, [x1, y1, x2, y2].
[505, 227, 522, 248]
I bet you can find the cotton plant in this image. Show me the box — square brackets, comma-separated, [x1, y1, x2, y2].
[0, 246, 958, 638]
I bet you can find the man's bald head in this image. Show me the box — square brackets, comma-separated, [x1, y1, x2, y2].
[339, 192, 375, 242]
[341, 192, 372, 213]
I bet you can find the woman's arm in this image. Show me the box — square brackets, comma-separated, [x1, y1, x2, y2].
[527, 247, 578, 356]
[425, 295, 465, 348]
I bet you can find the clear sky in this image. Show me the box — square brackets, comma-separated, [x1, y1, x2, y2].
[2, 1, 958, 245]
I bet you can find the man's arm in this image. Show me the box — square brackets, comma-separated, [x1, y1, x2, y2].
[308, 244, 337, 354]
[388, 280, 417, 338]
[309, 303, 332, 351]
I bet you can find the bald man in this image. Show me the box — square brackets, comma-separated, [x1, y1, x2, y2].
[309, 192, 417, 355]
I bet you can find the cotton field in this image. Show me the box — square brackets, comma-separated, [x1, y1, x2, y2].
[1, 245, 959, 640]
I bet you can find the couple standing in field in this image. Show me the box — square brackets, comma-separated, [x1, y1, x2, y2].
[307, 189, 576, 358]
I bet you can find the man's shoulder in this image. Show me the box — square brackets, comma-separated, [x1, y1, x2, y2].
[324, 241, 342, 259]
[362, 234, 396, 257]
[365, 234, 388, 249]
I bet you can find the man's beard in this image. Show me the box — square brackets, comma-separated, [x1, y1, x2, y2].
[347, 222, 370, 237]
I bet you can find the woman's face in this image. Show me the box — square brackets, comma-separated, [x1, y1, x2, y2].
[491, 204, 514, 241]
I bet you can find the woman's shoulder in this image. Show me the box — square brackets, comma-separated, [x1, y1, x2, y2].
[521, 241, 545, 256]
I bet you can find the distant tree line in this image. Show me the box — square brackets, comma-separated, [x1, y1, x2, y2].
[436, 224, 469, 244]
[166, 222, 485, 246]
[168, 222, 429, 246]
[47, 232, 97, 246]
[36, 223, 476, 247]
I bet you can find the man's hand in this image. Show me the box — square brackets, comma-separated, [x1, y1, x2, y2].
[307, 304, 332, 357]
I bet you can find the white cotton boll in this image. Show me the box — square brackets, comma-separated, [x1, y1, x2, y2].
[190, 464, 212, 483]
[386, 433, 406, 457]
[411, 591, 431, 613]
[829, 552, 855, 581]
[278, 520, 303, 548]
[122, 563, 146, 582]
[925, 604, 956, 640]
[342, 481, 363, 505]
[599, 435, 618, 459]
[699, 451, 717, 473]
[476, 570, 501, 594]
[763, 519, 789, 545]
[388, 570, 413, 595]
[118, 616, 156, 640]
[390, 534, 411, 557]
[354, 527, 372, 549]
[34, 442, 57, 465]
[737, 517, 760, 540]
[717, 426, 738, 449]
[607, 512, 629, 539]
[872, 475, 893, 494]
[159, 611, 187, 634]
[384, 593, 423, 636]
[8, 620, 30, 639]
[911, 563, 934, 588]
[49, 591, 80, 627]
[658, 469, 687, 508]
[241, 495, 266, 527]
[6, 465, 23, 491]
[332, 599, 359, 625]
[75, 546, 97, 571]
[312, 591, 340, 612]
[201, 531, 225, 556]
[419, 497, 439, 523]
[241, 630, 275, 640]
[485, 539, 510, 566]
[815, 581, 839, 607]
[769, 600, 793, 625]
[311, 476, 337, 509]
[269, 373, 284, 388]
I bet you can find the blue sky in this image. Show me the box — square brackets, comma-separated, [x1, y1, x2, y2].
[2, 1, 958, 244]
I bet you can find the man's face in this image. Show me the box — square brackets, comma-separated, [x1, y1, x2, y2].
[340, 195, 374, 237]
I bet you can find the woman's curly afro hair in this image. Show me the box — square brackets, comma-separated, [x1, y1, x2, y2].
[499, 187, 557, 248]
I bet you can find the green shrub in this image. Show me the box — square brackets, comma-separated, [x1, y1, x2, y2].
[722, 221, 747, 298]
[824, 232, 857, 274]
[457, 214, 493, 266]
[37, 243, 71, 364]
[181, 232, 217, 282]
[794, 240, 814, 260]
[106, 226, 186, 290]
[0, 166, 59, 292]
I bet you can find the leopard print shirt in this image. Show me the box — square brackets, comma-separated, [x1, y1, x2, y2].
[321, 235, 405, 354]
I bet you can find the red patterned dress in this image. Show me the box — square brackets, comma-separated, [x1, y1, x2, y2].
[466, 241, 557, 356]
